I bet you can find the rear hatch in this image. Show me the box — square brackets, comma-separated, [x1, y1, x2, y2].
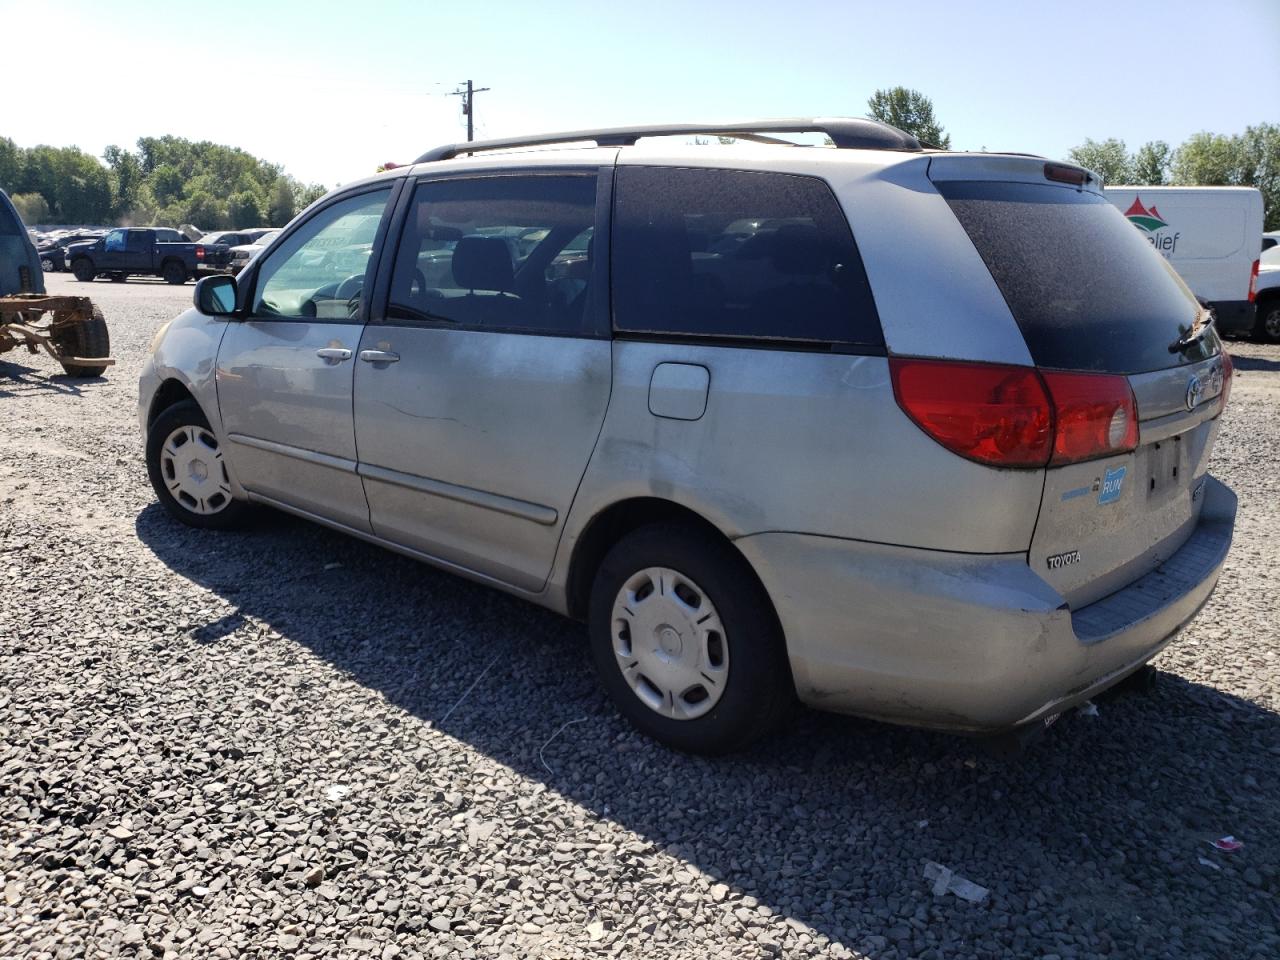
[930, 157, 1228, 608]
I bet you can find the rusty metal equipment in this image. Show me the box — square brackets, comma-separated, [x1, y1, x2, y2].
[0, 293, 114, 378]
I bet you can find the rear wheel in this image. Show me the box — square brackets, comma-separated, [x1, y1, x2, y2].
[52, 306, 111, 378]
[1256, 299, 1280, 344]
[71, 259, 95, 282]
[40, 256, 54, 272]
[162, 261, 188, 285]
[146, 400, 249, 529]
[588, 523, 792, 754]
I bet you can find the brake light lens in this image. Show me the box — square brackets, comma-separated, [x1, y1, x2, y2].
[890, 358, 1140, 469]
[1249, 259, 1259, 302]
[889, 359, 1053, 467]
[1044, 162, 1090, 186]
[1040, 370, 1139, 465]
[196, 245, 205, 262]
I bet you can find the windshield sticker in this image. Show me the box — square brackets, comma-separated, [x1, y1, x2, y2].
[1098, 466, 1126, 505]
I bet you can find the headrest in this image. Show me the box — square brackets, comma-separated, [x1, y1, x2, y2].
[451, 236, 513, 291]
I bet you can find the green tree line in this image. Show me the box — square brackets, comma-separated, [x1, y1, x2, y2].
[1068, 125, 1280, 229]
[0, 135, 326, 229]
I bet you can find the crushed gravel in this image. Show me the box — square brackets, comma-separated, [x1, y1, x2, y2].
[2, 274, 1278, 959]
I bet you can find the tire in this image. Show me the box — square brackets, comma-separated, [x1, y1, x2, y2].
[71, 259, 95, 282]
[146, 400, 250, 530]
[162, 261, 188, 285]
[1256, 299, 1280, 345]
[53, 305, 111, 378]
[40, 257, 54, 272]
[588, 523, 792, 754]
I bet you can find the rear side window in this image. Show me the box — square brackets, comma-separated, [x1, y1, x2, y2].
[612, 166, 883, 348]
[938, 180, 1214, 373]
[387, 174, 598, 335]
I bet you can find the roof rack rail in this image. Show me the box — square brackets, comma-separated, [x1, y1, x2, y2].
[414, 117, 923, 163]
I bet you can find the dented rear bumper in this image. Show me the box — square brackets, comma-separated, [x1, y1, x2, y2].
[735, 475, 1236, 732]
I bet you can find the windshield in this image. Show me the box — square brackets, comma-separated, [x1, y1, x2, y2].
[938, 180, 1216, 374]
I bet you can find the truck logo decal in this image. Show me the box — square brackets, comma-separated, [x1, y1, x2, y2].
[1123, 196, 1179, 255]
[1098, 466, 1126, 505]
[1046, 550, 1081, 570]
[1124, 196, 1168, 232]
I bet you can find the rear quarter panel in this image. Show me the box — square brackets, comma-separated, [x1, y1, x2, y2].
[561, 341, 1045, 558]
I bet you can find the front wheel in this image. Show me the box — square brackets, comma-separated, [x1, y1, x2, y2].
[162, 261, 188, 285]
[40, 256, 54, 272]
[146, 400, 250, 529]
[1256, 300, 1280, 344]
[71, 259, 95, 282]
[588, 523, 792, 754]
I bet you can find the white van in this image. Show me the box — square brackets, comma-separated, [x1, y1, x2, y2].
[1104, 186, 1263, 337]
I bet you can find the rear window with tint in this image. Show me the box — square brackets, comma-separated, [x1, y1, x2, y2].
[612, 166, 883, 349]
[938, 180, 1215, 374]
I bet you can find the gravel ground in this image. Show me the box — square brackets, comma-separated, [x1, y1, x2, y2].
[2, 273, 1279, 959]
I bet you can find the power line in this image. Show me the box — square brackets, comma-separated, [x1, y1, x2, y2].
[447, 80, 491, 142]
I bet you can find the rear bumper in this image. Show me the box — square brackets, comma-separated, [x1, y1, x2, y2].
[1207, 299, 1256, 335]
[735, 475, 1236, 732]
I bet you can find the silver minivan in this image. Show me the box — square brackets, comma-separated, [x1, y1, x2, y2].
[139, 119, 1237, 753]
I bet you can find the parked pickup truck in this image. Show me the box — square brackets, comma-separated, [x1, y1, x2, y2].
[67, 227, 232, 284]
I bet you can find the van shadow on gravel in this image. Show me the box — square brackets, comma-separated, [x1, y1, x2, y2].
[135, 503, 1280, 956]
[1227, 353, 1280, 373]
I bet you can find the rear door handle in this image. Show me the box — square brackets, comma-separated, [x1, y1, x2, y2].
[315, 347, 352, 362]
[359, 349, 400, 364]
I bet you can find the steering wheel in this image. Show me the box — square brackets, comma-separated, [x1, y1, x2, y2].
[336, 273, 365, 301]
[335, 273, 365, 319]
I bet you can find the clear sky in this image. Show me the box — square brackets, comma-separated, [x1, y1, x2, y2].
[5, 0, 1277, 188]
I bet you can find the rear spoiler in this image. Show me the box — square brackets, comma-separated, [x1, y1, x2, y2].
[927, 155, 1103, 195]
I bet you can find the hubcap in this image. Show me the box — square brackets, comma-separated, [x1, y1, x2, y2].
[610, 567, 728, 720]
[159, 425, 231, 515]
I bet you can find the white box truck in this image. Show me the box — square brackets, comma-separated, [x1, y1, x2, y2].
[1104, 186, 1264, 337]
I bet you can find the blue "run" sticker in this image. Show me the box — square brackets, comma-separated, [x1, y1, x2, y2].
[1098, 466, 1126, 505]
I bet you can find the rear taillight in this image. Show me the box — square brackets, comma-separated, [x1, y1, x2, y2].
[1248, 259, 1259, 302]
[1040, 370, 1138, 465]
[889, 359, 1053, 467]
[889, 358, 1139, 469]
[196, 245, 205, 262]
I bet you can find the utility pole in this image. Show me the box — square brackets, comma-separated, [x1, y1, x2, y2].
[449, 80, 491, 142]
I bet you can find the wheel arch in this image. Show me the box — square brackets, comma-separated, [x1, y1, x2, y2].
[564, 496, 780, 628]
[147, 377, 198, 427]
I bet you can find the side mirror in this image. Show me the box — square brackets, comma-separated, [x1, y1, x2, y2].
[195, 275, 238, 316]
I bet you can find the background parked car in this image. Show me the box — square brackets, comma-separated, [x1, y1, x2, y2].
[1252, 244, 1280, 342]
[227, 229, 282, 273]
[35, 232, 105, 272]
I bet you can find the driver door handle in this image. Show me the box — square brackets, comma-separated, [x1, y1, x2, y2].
[359, 349, 400, 364]
[315, 347, 352, 362]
